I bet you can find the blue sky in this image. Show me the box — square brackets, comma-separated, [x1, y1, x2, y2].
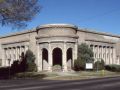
[0, 0, 120, 36]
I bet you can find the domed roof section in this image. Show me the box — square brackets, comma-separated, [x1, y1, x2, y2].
[37, 23, 78, 37]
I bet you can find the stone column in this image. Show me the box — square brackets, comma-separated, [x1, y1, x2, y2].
[15, 47, 16, 60]
[108, 47, 110, 64]
[25, 45, 29, 53]
[93, 45, 95, 59]
[99, 46, 101, 59]
[62, 42, 67, 72]
[94, 45, 97, 61]
[73, 42, 78, 66]
[7, 48, 10, 66]
[3, 48, 7, 66]
[19, 46, 22, 59]
[3, 48, 8, 66]
[106, 47, 109, 64]
[18, 47, 20, 60]
[21, 46, 24, 54]
[113, 47, 116, 64]
[12, 48, 15, 63]
[97, 45, 99, 60]
[15, 47, 18, 60]
[48, 42, 52, 71]
[111, 47, 113, 64]
[6, 48, 9, 66]
[5, 48, 8, 66]
[103, 46, 106, 63]
[96, 45, 98, 60]
[101, 46, 103, 59]
[117, 56, 120, 65]
[24, 45, 27, 53]
[75, 42, 78, 59]
[37, 44, 42, 71]
[16, 47, 18, 60]
[22, 46, 26, 54]
[109, 47, 112, 64]
[10, 48, 13, 65]
[105, 46, 107, 64]
[105, 47, 108, 64]
[13, 47, 15, 61]
[12, 48, 14, 62]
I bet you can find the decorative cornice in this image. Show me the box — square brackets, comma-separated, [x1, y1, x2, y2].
[85, 39, 116, 44]
[2, 39, 29, 45]
[36, 24, 78, 30]
[36, 35, 79, 39]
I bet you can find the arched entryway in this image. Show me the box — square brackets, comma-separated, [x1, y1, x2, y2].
[42, 48, 48, 70]
[53, 48, 62, 71]
[67, 48, 73, 70]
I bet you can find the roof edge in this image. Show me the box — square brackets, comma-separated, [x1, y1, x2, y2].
[0, 28, 36, 39]
[78, 28, 120, 38]
[0, 24, 120, 39]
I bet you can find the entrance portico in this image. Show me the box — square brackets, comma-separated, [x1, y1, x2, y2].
[36, 24, 78, 72]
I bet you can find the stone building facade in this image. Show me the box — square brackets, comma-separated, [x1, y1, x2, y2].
[0, 24, 120, 71]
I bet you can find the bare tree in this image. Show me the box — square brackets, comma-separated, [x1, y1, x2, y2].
[0, 0, 41, 28]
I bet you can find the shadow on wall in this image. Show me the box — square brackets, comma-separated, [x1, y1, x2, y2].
[0, 50, 37, 79]
[0, 52, 26, 79]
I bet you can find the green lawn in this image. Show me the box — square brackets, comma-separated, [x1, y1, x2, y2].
[14, 70, 120, 80]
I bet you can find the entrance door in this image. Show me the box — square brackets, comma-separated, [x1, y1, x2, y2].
[53, 48, 62, 71]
